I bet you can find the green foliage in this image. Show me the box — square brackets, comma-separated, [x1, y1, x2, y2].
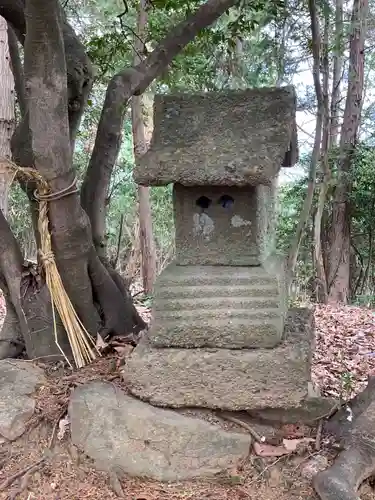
[350, 145, 375, 233]
[277, 175, 308, 252]
[276, 142, 375, 303]
[7, 184, 33, 257]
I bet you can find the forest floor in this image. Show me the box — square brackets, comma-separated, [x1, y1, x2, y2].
[0, 296, 375, 499]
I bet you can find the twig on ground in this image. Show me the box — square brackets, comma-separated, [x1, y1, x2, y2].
[48, 409, 67, 449]
[8, 465, 36, 500]
[0, 457, 45, 491]
[109, 470, 125, 497]
[217, 412, 265, 443]
[23, 354, 67, 363]
[247, 455, 286, 485]
[315, 419, 323, 450]
[311, 402, 342, 422]
[290, 450, 322, 473]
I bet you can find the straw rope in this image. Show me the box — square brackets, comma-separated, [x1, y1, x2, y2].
[3, 159, 99, 369]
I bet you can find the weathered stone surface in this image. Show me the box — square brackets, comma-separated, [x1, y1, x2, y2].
[123, 308, 314, 411]
[247, 396, 338, 425]
[69, 381, 251, 481]
[134, 87, 298, 187]
[150, 262, 286, 349]
[173, 182, 278, 266]
[0, 360, 46, 441]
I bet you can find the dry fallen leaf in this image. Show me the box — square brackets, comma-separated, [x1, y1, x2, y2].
[96, 333, 109, 351]
[57, 416, 70, 441]
[113, 345, 134, 357]
[313, 304, 375, 398]
[253, 442, 290, 457]
[282, 438, 314, 453]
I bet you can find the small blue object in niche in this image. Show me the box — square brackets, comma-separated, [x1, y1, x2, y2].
[218, 195, 234, 209]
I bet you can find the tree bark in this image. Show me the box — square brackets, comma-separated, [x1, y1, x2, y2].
[80, 0, 240, 256]
[313, 6, 330, 304]
[0, 1, 25, 43]
[287, 0, 323, 288]
[0, 15, 15, 216]
[329, 0, 343, 147]
[132, 0, 156, 295]
[0, 18, 23, 358]
[0, 0, 93, 148]
[0, 210, 28, 358]
[7, 23, 25, 118]
[327, 0, 368, 304]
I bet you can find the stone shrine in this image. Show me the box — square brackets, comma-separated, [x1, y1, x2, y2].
[124, 87, 322, 415]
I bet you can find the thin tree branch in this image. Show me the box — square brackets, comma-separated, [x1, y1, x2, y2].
[287, 0, 323, 284]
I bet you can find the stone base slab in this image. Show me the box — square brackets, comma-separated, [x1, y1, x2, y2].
[123, 308, 314, 411]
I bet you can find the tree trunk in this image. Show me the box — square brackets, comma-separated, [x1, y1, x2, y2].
[132, 0, 156, 295]
[0, 15, 15, 216]
[327, 0, 368, 304]
[0, 16, 25, 359]
[360, 221, 373, 296]
[313, 6, 330, 304]
[329, 0, 343, 147]
[287, 0, 323, 289]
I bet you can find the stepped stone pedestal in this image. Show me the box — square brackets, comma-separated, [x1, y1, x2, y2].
[123, 308, 314, 410]
[125, 87, 325, 431]
[149, 263, 286, 349]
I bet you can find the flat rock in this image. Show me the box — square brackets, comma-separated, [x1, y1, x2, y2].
[123, 308, 314, 411]
[69, 381, 251, 481]
[0, 359, 46, 440]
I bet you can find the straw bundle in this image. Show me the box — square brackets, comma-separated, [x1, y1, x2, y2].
[5, 160, 99, 368]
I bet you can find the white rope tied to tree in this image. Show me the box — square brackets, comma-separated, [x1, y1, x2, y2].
[5, 159, 99, 369]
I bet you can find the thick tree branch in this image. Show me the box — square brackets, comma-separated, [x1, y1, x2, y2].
[7, 24, 26, 118]
[0, 0, 93, 145]
[0, 0, 25, 42]
[81, 0, 239, 253]
[24, 0, 71, 180]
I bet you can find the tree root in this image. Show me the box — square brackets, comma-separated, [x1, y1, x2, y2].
[315, 378, 375, 500]
[325, 377, 375, 441]
[313, 443, 375, 500]
[89, 252, 146, 339]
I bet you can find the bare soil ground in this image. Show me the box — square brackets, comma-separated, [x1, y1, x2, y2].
[0, 297, 374, 499]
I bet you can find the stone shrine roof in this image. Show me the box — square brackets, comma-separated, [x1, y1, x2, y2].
[133, 86, 298, 187]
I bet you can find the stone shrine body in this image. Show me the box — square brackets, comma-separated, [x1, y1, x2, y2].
[124, 87, 325, 415]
